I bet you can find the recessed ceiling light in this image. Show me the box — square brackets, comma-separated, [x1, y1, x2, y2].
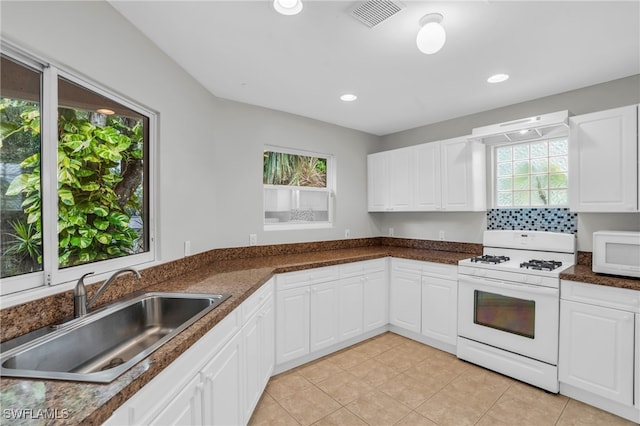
[96, 108, 115, 115]
[340, 93, 358, 102]
[273, 0, 303, 15]
[487, 73, 510, 84]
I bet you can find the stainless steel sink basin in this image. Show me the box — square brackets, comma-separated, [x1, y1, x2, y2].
[0, 292, 230, 383]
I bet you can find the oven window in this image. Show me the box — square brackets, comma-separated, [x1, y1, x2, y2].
[474, 290, 535, 339]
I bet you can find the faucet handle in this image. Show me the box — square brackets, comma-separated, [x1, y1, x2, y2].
[74, 272, 95, 296]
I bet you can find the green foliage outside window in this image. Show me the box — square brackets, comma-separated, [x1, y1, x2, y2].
[1, 99, 144, 277]
[263, 151, 327, 188]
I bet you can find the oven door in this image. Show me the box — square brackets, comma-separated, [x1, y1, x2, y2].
[458, 275, 559, 365]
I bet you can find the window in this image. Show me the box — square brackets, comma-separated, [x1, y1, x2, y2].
[1, 48, 154, 295]
[263, 147, 334, 229]
[494, 138, 569, 207]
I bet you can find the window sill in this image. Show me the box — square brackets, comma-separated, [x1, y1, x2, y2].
[264, 222, 333, 231]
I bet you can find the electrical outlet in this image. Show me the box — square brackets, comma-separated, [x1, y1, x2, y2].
[345, 229, 351, 238]
[184, 240, 191, 257]
[389, 227, 394, 237]
[439, 230, 445, 241]
[249, 234, 257, 246]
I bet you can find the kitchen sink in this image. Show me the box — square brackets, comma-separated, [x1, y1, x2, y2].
[0, 292, 230, 383]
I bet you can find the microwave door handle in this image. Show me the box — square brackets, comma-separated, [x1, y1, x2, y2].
[460, 275, 558, 296]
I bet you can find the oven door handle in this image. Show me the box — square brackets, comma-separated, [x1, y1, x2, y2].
[459, 275, 558, 296]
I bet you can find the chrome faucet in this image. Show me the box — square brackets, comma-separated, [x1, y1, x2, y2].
[74, 268, 142, 318]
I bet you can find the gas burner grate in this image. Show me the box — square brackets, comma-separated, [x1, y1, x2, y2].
[470, 255, 510, 264]
[520, 259, 563, 271]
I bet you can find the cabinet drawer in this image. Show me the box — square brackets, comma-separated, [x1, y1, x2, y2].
[422, 261, 457, 280]
[340, 258, 387, 278]
[277, 265, 338, 290]
[392, 258, 423, 274]
[561, 280, 640, 313]
[241, 279, 274, 323]
[392, 258, 457, 280]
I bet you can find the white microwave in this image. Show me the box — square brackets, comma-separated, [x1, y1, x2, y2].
[593, 231, 640, 278]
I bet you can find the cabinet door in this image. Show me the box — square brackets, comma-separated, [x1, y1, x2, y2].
[389, 270, 422, 333]
[421, 277, 457, 346]
[310, 281, 340, 352]
[388, 147, 413, 210]
[559, 300, 634, 405]
[201, 334, 243, 426]
[243, 295, 275, 422]
[414, 142, 441, 210]
[441, 137, 472, 211]
[339, 276, 364, 341]
[260, 296, 275, 388]
[276, 286, 310, 364]
[569, 105, 638, 212]
[367, 152, 388, 211]
[149, 374, 204, 426]
[363, 270, 389, 332]
[243, 309, 261, 421]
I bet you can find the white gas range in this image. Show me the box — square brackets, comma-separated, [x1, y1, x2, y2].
[457, 230, 576, 393]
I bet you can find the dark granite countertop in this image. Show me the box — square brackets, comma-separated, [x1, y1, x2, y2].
[560, 264, 640, 291]
[0, 243, 475, 426]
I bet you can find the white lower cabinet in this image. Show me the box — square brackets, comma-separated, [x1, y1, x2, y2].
[389, 269, 422, 333]
[310, 280, 340, 352]
[150, 373, 204, 425]
[421, 276, 457, 346]
[390, 259, 458, 353]
[105, 278, 275, 426]
[275, 259, 388, 371]
[243, 294, 274, 421]
[339, 275, 364, 341]
[363, 270, 388, 332]
[201, 333, 243, 426]
[559, 280, 640, 423]
[275, 286, 310, 364]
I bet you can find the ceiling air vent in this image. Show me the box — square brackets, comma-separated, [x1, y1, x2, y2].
[350, 0, 405, 28]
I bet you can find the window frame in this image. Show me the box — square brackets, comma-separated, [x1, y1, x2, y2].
[490, 135, 569, 209]
[263, 145, 335, 231]
[0, 43, 157, 296]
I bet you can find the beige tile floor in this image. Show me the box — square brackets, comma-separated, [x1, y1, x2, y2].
[249, 332, 637, 426]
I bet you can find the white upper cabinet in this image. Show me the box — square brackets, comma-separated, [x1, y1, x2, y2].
[367, 151, 389, 211]
[388, 147, 414, 211]
[367, 147, 414, 211]
[569, 104, 639, 212]
[368, 137, 486, 212]
[414, 142, 441, 210]
[440, 137, 486, 211]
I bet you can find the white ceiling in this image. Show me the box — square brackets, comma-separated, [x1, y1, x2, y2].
[109, 0, 640, 136]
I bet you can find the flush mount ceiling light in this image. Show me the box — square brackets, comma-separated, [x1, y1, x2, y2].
[273, 0, 303, 15]
[340, 93, 358, 102]
[487, 73, 510, 83]
[416, 13, 446, 54]
[96, 108, 115, 115]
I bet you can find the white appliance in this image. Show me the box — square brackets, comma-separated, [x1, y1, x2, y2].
[457, 230, 576, 392]
[593, 231, 640, 278]
[469, 110, 569, 145]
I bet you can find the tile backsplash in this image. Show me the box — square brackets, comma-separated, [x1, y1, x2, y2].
[487, 208, 578, 234]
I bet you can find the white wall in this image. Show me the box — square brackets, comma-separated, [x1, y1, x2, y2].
[377, 76, 640, 251]
[0, 1, 380, 264]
